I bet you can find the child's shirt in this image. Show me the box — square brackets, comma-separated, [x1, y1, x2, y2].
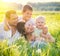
[18, 16, 35, 25]
[33, 27, 42, 38]
[29, 38, 48, 49]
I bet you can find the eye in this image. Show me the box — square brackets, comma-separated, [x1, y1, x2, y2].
[28, 24, 30, 26]
[37, 22, 40, 24]
[27, 12, 29, 15]
[38, 22, 40, 23]
[28, 24, 31, 26]
[12, 17, 18, 20]
[27, 27, 29, 29]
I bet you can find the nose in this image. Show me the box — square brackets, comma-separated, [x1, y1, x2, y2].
[14, 19, 18, 25]
[15, 17, 18, 21]
[28, 14, 32, 17]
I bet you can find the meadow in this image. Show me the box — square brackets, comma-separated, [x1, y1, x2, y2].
[0, 11, 60, 56]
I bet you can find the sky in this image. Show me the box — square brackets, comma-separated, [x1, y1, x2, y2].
[2, 0, 60, 5]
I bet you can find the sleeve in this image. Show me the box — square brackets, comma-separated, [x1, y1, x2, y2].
[18, 16, 23, 22]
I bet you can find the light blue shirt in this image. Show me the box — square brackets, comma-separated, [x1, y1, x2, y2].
[33, 27, 42, 38]
[0, 23, 21, 45]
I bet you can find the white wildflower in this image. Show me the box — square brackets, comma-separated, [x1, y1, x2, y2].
[36, 49, 41, 53]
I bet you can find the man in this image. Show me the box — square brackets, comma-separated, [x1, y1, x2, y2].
[0, 10, 20, 44]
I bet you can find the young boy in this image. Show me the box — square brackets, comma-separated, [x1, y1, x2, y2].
[34, 16, 55, 43]
[18, 5, 35, 25]
[33, 16, 45, 38]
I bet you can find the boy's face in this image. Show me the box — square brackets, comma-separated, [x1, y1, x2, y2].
[36, 18, 45, 29]
[25, 23, 34, 33]
[23, 10, 32, 21]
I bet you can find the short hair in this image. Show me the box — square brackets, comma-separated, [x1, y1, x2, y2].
[22, 5, 33, 12]
[5, 10, 16, 19]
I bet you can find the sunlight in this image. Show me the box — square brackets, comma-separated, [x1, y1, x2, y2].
[3, 0, 16, 2]
[2, 0, 27, 5]
[2, 0, 60, 5]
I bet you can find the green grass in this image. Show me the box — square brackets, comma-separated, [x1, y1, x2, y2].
[0, 11, 60, 56]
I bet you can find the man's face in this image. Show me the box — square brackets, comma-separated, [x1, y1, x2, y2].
[36, 19, 45, 29]
[8, 14, 18, 27]
[23, 10, 32, 21]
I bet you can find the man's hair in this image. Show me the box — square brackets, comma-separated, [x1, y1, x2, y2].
[22, 5, 33, 12]
[5, 10, 16, 19]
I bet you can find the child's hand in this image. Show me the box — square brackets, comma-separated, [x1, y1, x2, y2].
[42, 26, 48, 34]
[40, 33, 47, 39]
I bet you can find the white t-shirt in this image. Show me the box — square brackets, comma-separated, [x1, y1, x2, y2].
[33, 27, 42, 38]
[0, 23, 21, 44]
[18, 16, 35, 25]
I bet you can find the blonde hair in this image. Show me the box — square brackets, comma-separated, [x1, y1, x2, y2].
[36, 16, 45, 21]
[5, 10, 16, 19]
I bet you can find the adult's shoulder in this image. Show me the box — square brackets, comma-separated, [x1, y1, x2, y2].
[0, 22, 4, 25]
[0, 22, 4, 29]
[0, 22, 5, 40]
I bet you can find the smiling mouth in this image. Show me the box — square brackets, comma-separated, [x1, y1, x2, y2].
[39, 25, 42, 26]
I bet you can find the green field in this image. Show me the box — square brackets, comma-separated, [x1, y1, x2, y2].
[0, 11, 60, 56]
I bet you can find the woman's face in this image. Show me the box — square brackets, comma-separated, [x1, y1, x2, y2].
[25, 23, 34, 33]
